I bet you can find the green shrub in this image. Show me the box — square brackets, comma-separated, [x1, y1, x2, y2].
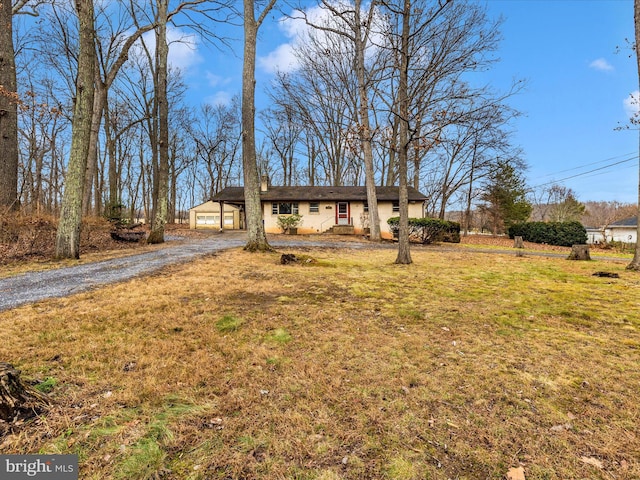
[277, 214, 303, 233]
[508, 221, 587, 247]
[388, 217, 461, 244]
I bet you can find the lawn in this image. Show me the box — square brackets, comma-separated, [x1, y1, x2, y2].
[0, 245, 638, 479]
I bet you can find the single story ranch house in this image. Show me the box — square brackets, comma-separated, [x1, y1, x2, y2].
[190, 177, 428, 239]
[604, 216, 638, 244]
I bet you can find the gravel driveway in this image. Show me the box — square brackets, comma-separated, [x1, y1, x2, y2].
[0, 233, 247, 312]
[0, 232, 396, 312]
[0, 232, 623, 312]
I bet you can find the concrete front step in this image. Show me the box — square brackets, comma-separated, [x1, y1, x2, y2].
[330, 225, 355, 235]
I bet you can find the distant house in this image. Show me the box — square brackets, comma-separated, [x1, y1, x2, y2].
[206, 177, 428, 239]
[188, 200, 242, 230]
[585, 227, 606, 244]
[605, 216, 638, 244]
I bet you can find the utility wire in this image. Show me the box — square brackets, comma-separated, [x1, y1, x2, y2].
[530, 154, 638, 190]
[530, 152, 637, 180]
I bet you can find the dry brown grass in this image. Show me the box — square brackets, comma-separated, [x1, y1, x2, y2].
[0, 246, 638, 479]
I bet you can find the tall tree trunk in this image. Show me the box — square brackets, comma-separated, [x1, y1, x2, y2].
[242, 0, 275, 252]
[0, 2, 19, 211]
[82, 65, 106, 216]
[55, 0, 95, 259]
[463, 144, 477, 236]
[395, 0, 412, 265]
[628, 0, 640, 270]
[82, 78, 105, 216]
[104, 97, 119, 216]
[386, 113, 399, 186]
[148, 0, 169, 244]
[353, 0, 381, 241]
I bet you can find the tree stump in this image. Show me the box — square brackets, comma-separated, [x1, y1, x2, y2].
[514, 236, 524, 249]
[567, 244, 591, 261]
[0, 363, 49, 424]
[280, 254, 298, 264]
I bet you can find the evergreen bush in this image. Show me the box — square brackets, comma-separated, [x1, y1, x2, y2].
[388, 217, 461, 244]
[508, 221, 587, 247]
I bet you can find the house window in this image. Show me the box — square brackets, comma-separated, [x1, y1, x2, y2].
[392, 201, 399, 212]
[272, 202, 299, 215]
[309, 202, 320, 214]
[363, 201, 368, 213]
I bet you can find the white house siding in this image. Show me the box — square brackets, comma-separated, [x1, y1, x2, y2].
[189, 201, 240, 230]
[604, 227, 637, 244]
[263, 200, 424, 239]
[585, 228, 606, 244]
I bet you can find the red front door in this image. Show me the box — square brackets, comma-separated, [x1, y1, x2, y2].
[336, 202, 350, 225]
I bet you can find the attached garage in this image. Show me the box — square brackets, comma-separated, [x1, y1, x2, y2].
[189, 201, 242, 230]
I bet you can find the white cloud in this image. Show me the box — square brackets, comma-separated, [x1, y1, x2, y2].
[140, 26, 202, 73]
[257, 7, 318, 75]
[589, 58, 614, 72]
[204, 91, 232, 106]
[258, 43, 298, 74]
[624, 90, 640, 119]
[258, 2, 385, 75]
[206, 72, 233, 88]
[167, 28, 202, 72]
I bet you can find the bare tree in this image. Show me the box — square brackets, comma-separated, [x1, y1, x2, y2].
[81, 2, 158, 217]
[629, 0, 640, 270]
[147, 0, 170, 244]
[192, 100, 241, 199]
[17, 74, 66, 214]
[292, 0, 383, 240]
[433, 99, 520, 221]
[379, 0, 510, 224]
[55, 0, 95, 259]
[530, 184, 584, 223]
[242, 0, 276, 252]
[260, 105, 303, 186]
[269, 68, 359, 187]
[0, 0, 43, 211]
[393, 0, 412, 264]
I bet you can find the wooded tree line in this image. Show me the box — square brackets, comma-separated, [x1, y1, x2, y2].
[0, 0, 587, 261]
[3, 1, 240, 219]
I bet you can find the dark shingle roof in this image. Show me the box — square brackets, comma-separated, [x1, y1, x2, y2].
[211, 186, 428, 203]
[610, 216, 637, 227]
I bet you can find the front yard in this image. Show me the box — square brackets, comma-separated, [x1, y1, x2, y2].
[0, 245, 638, 479]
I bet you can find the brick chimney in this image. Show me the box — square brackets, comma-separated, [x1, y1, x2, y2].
[260, 175, 269, 192]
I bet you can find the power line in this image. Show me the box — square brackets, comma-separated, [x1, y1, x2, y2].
[531, 154, 639, 190]
[530, 152, 638, 181]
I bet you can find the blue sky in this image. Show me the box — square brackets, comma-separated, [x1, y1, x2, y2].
[178, 0, 638, 203]
[481, 0, 638, 203]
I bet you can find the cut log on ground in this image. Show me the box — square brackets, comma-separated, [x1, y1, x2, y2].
[111, 229, 146, 242]
[593, 271, 620, 278]
[567, 244, 591, 261]
[0, 363, 49, 427]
